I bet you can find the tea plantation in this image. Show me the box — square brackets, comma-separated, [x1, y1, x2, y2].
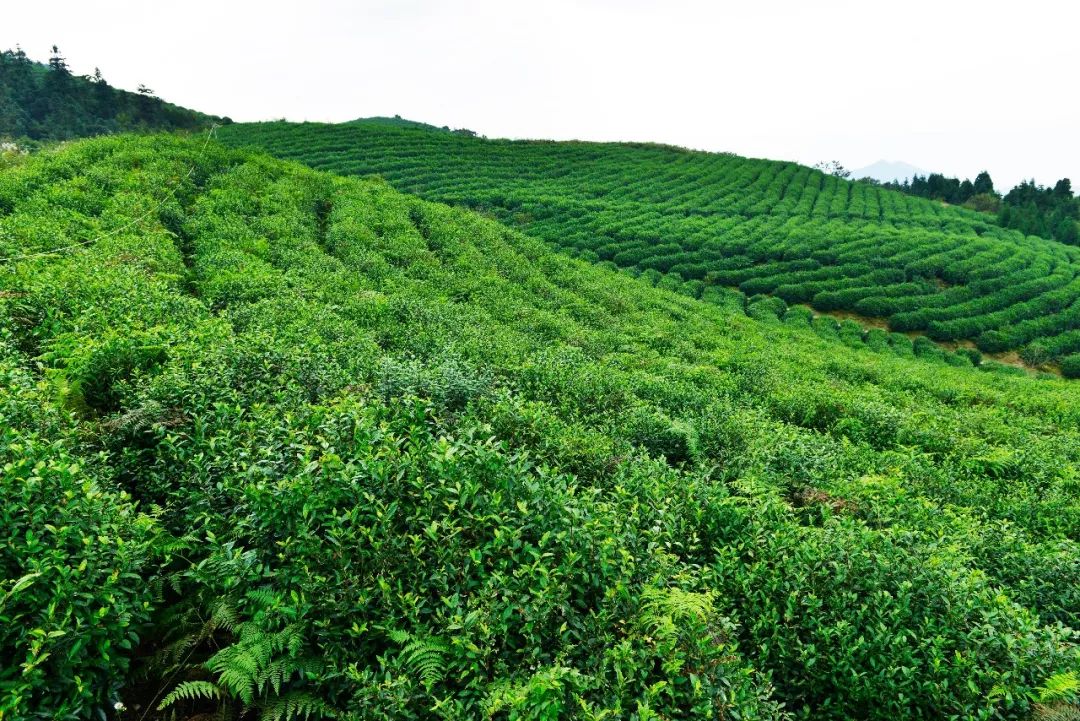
[2, 135, 1080, 720]
[218, 121, 1080, 370]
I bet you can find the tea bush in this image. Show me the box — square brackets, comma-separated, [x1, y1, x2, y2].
[2, 135, 1079, 720]
[220, 121, 1080, 366]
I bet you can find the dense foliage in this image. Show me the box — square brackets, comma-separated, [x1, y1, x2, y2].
[1000, 180, 1080, 247]
[882, 171, 997, 209]
[218, 121, 1080, 367]
[2, 134, 1080, 719]
[882, 172, 1079, 246]
[0, 46, 222, 142]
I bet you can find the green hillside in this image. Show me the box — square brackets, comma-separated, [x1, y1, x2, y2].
[218, 121, 1080, 371]
[2, 134, 1080, 720]
[0, 47, 222, 143]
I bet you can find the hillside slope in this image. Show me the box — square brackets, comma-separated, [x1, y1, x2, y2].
[2, 135, 1080, 720]
[0, 47, 222, 142]
[219, 121, 1080, 369]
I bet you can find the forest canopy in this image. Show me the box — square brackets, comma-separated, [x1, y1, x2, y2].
[881, 170, 1080, 245]
[0, 46, 223, 142]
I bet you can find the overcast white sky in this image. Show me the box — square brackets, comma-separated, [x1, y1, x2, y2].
[4, 0, 1077, 189]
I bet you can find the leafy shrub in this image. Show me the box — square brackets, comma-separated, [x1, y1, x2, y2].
[782, 305, 814, 327]
[981, 360, 1030, 377]
[221, 120, 1080, 362]
[5, 133, 1080, 721]
[376, 354, 492, 411]
[0, 356, 158, 719]
[679, 278, 705, 298]
[977, 329, 1015, 353]
[864, 328, 891, 352]
[638, 268, 662, 286]
[812, 315, 840, 339]
[726, 515, 1079, 721]
[655, 271, 684, 293]
[746, 294, 786, 321]
[838, 319, 865, 348]
[624, 406, 700, 466]
[889, 332, 915, 357]
[1022, 342, 1053, 367]
[955, 347, 983, 366]
[913, 335, 945, 362]
[46, 329, 169, 414]
[945, 350, 974, 367]
[1061, 354, 1080, 379]
[701, 285, 746, 313]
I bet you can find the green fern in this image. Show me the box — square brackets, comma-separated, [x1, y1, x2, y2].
[1041, 673, 1080, 704]
[150, 598, 242, 673]
[262, 656, 323, 696]
[209, 598, 242, 634]
[246, 586, 280, 612]
[1034, 704, 1080, 721]
[1035, 674, 1080, 721]
[260, 691, 337, 721]
[207, 619, 322, 704]
[389, 629, 449, 690]
[157, 680, 223, 709]
[387, 628, 412, 645]
[640, 587, 714, 632]
[156, 587, 330, 721]
[213, 645, 265, 704]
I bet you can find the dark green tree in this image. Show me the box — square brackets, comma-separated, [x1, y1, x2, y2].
[973, 170, 994, 195]
[0, 46, 217, 140]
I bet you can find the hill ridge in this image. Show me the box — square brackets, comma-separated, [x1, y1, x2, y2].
[0, 46, 223, 142]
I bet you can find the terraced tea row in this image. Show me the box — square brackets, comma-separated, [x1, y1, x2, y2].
[3, 134, 1080, 721]
[220, 121, 1080, 368]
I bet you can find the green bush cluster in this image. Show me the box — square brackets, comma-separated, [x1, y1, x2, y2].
[0, 338, 159, 718]
[218, 121, 1080, 366]
[2, 135, 1079, 720]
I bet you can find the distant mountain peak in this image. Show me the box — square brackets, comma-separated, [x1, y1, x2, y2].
[852, 160, 930, 183]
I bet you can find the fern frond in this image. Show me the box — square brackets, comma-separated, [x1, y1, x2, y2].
[263, 657, 286, 696]
[1040, 673, 1080, 704]
[259, 691, 336, 721]
[259, 656, 306, 696]
[640, 587, 714, 629]
[216, 658, 260, 704]
[1034, 703, 1080, 721]
[402, 637, 448, 690]
[210, 644, 265, 704]
[385, 628, 449, 690]
[209, 599, 241, 633]
[168, 572, 185, 594]
[158, 631, 200, 668]
[386, 628, 412, 645]
[281, 624, 305, 656]
[157, 680, 223, 710]
[262, 651, 324, 690]
[246, 586, 279, 611]
[206, 619, 319, 705]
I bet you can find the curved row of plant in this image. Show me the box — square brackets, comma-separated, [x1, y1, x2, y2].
[2, 135, 1079, 720]
[218, 121, 1080, 369]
